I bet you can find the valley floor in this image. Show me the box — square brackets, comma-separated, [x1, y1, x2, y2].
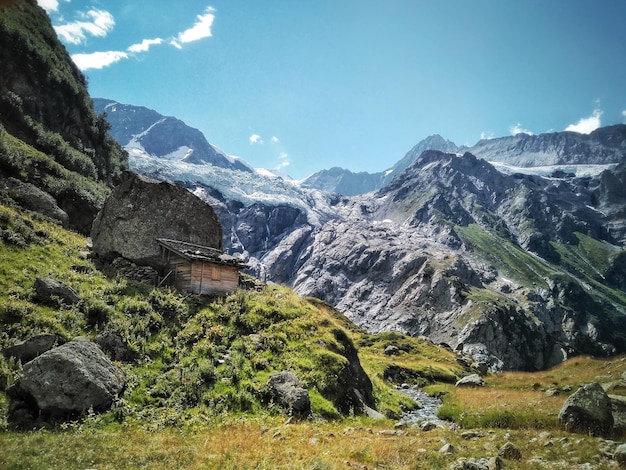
[0, 419, 621, 469]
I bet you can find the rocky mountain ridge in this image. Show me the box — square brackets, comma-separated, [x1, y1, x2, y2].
[303, 127, 626, 195]
[97, 98, 626, 370]
[93, 99, 252, 173]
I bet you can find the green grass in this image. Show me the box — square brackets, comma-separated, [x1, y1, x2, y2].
[455, 223, 555, 288]
[0, 203, 468, 427]
[2, 204, 626, 468]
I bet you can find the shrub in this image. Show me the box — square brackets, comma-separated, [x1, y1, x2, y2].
[80, 297, 112, 327]
[148, 288, 188, 322]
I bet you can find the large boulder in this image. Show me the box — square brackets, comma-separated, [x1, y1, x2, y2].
[34, 277, 81, 305]
[90, 173, 222, 267]
[558, 382, 614, 437]
[267, 371, 310, 418]
[8, 337, 125, 427]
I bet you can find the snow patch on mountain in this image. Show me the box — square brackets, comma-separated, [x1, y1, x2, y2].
[490, 162, 615, 178]
[128, 153, 336, 227]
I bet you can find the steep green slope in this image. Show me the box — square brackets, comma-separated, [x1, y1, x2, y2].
[0, 0, 127, 232]
[0, 202, 466, 428]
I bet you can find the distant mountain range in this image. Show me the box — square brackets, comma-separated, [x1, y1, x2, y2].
[302, 127, 626, 195]
[94, 98, 626, 371]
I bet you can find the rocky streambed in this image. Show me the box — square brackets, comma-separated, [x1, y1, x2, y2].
[396, 387, 451, 429]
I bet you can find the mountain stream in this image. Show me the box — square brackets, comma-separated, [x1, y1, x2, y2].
[396, 387, 450, 428]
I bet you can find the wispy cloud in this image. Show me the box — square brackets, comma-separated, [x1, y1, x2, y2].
[54, 9, 115, 45]
[565, 109, 602, 134]
[127, 38, 163, 53]
[171, 7, 215, 49]
[271, 136, 280, 144]
[509, 123, 533, 136]
[71, 51, 128, 70]
[59, 5, 217, 70]
[249, 134, 263, 144]
[276, 152, 290, 170]
[622, 110, 626, 123]
[480, 131, 494, 140]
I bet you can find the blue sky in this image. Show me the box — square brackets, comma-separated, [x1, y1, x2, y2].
[39, 0, 626, 179]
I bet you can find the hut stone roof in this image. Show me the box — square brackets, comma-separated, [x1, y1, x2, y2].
[156, 238, 247, 268]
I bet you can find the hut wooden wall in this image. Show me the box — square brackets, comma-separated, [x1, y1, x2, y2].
[190, 262, 239, 295]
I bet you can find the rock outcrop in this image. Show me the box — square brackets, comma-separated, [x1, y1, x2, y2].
[266, 371, 310, 417]
[1, 178, 69, 226]
[91, 172, 222, 268]
[8, 337, 125, 427]
[2, 333, 66, 364]
[33, 277, 81, 305]
[558, 382, 614, 437]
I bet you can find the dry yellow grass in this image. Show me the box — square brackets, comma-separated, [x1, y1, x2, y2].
[0, 419, 618, 469]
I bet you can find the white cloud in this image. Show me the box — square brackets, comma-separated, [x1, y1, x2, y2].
[71, 50, 128, 70]
[480, 131, 494, 140]
[128, 38, 163, 53]
[37, 0, 59, 12]
[271, 136, 280, 144]
[565, 109, 602, 134]
[175, 6, 215, 45]
[54, 9, 115, 45]
[622, 110, 626, 122]
[249, 134, 263, 144]
[276, 152, 290, 170]
[509, 123, 533, 136]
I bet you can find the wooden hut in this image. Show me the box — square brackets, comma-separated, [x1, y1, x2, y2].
[156, 238, 247, 296]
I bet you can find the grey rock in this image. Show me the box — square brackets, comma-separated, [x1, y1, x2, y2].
[384, 345, 400, 356]
[448, 456, 502, 470]
[610, 394, 626, 435]
[456, 374, 485, 387]
[460, 430, 483, 440]
[439, 443, 455, 453]
[91, 173, 222, 268]
[1, 177, 68, 226]
[614, 443, 626, 467]
[8, 338, 125, 424]
[558, 382, 614, 437]
[2, 334, 66, 364]
[498, 441, 522, 460]
[94, 330, 136, 362]
[34, 277, 81, 305]
[267, 371, 310, 418]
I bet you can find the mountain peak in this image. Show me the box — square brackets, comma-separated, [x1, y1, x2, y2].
[93, 98, 254, 173]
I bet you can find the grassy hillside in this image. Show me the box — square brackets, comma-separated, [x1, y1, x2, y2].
[0, 0, 128, 234]
[2, 203, 626, 468]
[0, 202, 465, 425]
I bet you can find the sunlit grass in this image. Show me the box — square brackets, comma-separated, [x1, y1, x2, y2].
[0, 419, 620, 469]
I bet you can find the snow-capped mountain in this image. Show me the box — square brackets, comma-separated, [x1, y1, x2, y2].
[93, 99, 253, 173]
[301, 127, 626, 195]
[97, 98, 626, 371]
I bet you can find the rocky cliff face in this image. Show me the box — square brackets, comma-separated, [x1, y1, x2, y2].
[243, 151, 626, 370]
[93, 99, 252, 173]
[462, 125, 626, 167]
[98, 97, 626, 371]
